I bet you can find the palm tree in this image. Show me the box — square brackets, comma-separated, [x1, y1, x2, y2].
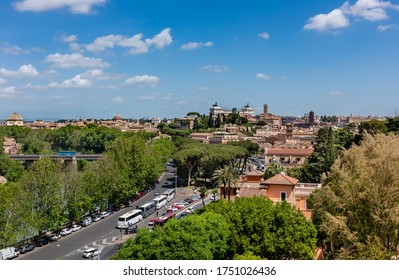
[198, 187, 208, 207]
[212, 164, 239, 201]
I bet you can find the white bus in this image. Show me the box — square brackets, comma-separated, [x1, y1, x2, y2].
[138, 201, 157, 218]
[153, 195, 168, 210]
[162, 189, 176, 202]
[117, 210, 143, 229]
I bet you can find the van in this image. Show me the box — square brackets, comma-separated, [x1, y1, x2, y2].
[79, 216, 92, 227]
[0, 247, 20, 260]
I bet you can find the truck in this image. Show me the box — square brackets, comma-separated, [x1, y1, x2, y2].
[0, 247, 20, 260]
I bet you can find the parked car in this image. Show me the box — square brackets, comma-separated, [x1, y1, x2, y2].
[100, 211, 110, 219]
[185, 206, 194, 214]
[184, 197, 195, 204]
[166, 207, 179, 214]
[154, 191, 159, 196]
[82, 248, 101, 258]
[92, 215, 101, 222]
[18, 243, 35, 254]
[148, 220, 155, 227]
[71, 224, 81, 232]
[47, 233, 61, 241]
[190, 195, 201, 201]
[0, 247, 20, 260]
[178, 200, 190, 206]
[124, 225, 138, 235]
[79, 217, 92, 227]
[34, 238, 49, 247]
[60, 228, 73, 236]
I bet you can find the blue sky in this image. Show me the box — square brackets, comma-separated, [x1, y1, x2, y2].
[0, 0, 398, 120]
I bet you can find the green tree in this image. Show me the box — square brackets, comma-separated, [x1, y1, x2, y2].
[112, 212, 230, 260]
[311, 133, 399, 259]
[212, 164, 239, 201]
[203, 196, 317, 259]
[263, 163, 284, 180]
[174, 142, 206, 187]
[21, 157, 65, 236]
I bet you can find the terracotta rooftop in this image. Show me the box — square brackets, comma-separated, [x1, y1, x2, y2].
[261, 173, 299, 186]
[238, 187, 265, 198]
[266, 147, 314, 156]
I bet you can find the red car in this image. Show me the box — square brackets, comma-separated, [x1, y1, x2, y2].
[172, 204, 184, 210]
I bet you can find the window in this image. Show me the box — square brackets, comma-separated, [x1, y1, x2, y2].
[280, 192, 287, 201]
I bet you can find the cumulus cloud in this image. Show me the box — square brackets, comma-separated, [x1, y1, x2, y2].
[256, 73, 271, 80]
[180, 41, 214, 50]
[0, 64, 40, 78]
[342, 0, 399, 21]
[0, 86, 20, 95]
[80, 69, 123, 80]
[0, 78, 6, 84]
[111, 96, 124, 103]
[86, 28, 173, 54]
[58, 34, 78, 43]
[258, 32, 270, 39]
[200, 65, 229, 73]
[12, 0, 106, 14]
[304, 9, 350, 31]
[124, 75, 160, 87]
[49, 75, 92, 88]
[44, 53, 110, 68]
[304, 0, 399, 32]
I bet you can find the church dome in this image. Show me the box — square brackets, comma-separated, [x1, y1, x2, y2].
[113, 113, 122, 121]
[7, 112, 23, 121]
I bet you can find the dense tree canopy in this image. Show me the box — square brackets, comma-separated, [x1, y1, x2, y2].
[311, 133, 399, 259]
[112, 212, 230, 260]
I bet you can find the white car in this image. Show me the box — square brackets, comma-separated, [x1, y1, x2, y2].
[71, 224, 81, 232]
[60, 228, 73, 236]
[82, 248, 101, 258]
[100, 211, 110, 219]
[185, 206, 194, 214]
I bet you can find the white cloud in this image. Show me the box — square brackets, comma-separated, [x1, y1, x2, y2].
[124, 75, 160, 87]
[49, 75, 92, 88]
[0, 78, 6, 84]
[304, 9, 350, 31]
[137, 95, 155, 100]
[146, 28, 173, 49]
[329, 91, 343, 95]
[44, 53, 110, 68]
[12, 0, 106, 14]
[0, 86, 20, 94]
[111, 96, 124, 103]
[80, 69, 123, 80]
[200, 65, 229, 73]
[342, 0, 399, 21]
[305, 1, 399, 32]
[0, 44, 32, 55]
[58, 34, 78, 43]
[256, 73, 271, 80]
[180, 41, 214, 50]
[86, 28, 173, 54]
[0, 64, 40, 78]
[377, 23, 399, 30]
[258, 32, 270, 39]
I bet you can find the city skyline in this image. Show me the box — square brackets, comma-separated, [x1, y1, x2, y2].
[1, 0, 398, 119]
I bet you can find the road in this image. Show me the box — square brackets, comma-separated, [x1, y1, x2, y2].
[17, 164, 215, 260]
